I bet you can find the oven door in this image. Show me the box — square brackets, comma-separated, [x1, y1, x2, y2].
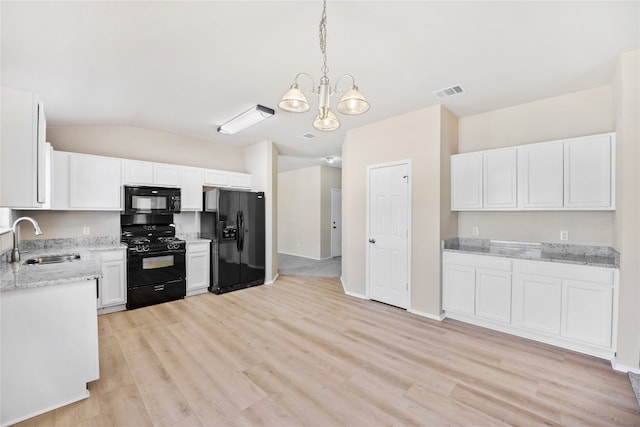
[127, 249, 186, 288]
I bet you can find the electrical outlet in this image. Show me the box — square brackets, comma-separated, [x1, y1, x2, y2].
[472, 226, 479, 236]
[560, 230, 568, 241]
[83, 227, 90, 235]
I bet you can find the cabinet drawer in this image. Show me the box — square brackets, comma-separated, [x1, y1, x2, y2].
[187, 241, 210, 254]
[515, 260, 613, 285]
[443, 252, 511, 271]
[96, 249, 125, 262]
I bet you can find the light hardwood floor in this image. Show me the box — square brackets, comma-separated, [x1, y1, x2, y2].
[18, 276, 640, 426]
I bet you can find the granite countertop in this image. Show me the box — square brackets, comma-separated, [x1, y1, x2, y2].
[177, 233, 211, 243]
[0, 237, 126, 293]
[442, 238, 619, 268]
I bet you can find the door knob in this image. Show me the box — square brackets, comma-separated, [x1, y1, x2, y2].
[368, 239, 376, 244]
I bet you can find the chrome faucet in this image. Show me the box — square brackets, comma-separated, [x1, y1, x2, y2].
[11, 216, 43, 263]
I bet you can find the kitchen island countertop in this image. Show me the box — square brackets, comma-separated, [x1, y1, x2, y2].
[0, 239, 126, 293]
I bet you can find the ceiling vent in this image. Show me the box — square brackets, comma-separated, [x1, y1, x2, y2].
[433, 84, 465, 99]
[299, 133, 316, 140]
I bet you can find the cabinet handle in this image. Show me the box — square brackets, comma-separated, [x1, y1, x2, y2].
[369, 239, 376, 244]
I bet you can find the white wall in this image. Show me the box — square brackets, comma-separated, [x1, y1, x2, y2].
[342, 105, 457, 316]
[612, 49, 640, 370]
[278, 166, 322, 259]
[47, 125, 245, 171]
[457, 85, 615, 245]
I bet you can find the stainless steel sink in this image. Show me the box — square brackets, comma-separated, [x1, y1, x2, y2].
[23, 254, 81, 265]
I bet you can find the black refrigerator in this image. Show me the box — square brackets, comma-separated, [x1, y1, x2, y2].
[200, 188, 265, 294]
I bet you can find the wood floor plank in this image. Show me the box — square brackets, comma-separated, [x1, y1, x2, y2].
[13, 276, 640, 426]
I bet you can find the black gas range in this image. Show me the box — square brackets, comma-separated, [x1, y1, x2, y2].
[121, 214, 186, 310]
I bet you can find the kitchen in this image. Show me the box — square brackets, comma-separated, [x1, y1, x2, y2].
[1, 1, 640, 426]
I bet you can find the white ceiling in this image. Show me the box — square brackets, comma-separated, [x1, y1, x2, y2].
[2, 1, 638, 171]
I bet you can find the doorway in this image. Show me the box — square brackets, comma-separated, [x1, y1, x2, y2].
[366, 160, 411, 309]
[331, 188, 342, 258]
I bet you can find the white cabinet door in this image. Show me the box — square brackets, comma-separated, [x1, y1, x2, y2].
[69, 154, 122, 210]
[512, 273, 562, 335]
[123, 160, 180, 188]
[187, 242, 210, 295]
[476, 268, 512, 323]
[562, 280, 613, 347]
[451, 152, 482, 210]
[564, 134, 613, 209]
[483, 148, 517, 209]
[1, 280, 99, 426]
[518, 141, 564, 209]
[0, 87, 46, 208]
[94, 249, 126, 309]
[204, 170, 229, 187]
[153, 163, 181, 187]
[181, 168, 204, 211]
[123, 160, 153, 185]
[443, 263, 476, 315]
[229, 172, 252, 189]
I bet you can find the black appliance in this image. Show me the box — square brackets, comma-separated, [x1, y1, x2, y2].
[201, 189, 265, 294]
[121, 213, 186, 309]
[124, 186, 181, 214]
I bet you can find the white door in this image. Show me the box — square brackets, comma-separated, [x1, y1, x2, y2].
[367, 162, 410, 309]
[331, 188, 342, 257]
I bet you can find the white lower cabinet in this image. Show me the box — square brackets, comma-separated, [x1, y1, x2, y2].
[443, 253, 512, 324]
[476, 268, 512, 323]
[444, 252, 618, 359]
[1, 280, 99, 426]
[512, 273, 562, 335]
[186, 241, 210, 296]
[93, 248, 127, 313]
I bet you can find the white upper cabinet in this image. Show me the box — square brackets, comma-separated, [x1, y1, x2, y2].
[564, 134, 614, 209]
[203, 170, 252, 189]
[483, 148, 517, 209]
[52, 151, 121, 210]
[153, 163, 181, 187]
[229, 172, 252, 189]
[451, 132, 615, 211]
[204, 169, 229, 187]
[69, 153, 122, 209]
[1, 87, 47, 208]
[518, 141, 564, 209]
[451, 152, 482, 210]
[123, 160, 153, 185]
[181, 167, 205, 211]
[123, 160, 180, 187]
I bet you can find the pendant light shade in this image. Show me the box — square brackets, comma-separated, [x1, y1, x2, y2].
[277, 0, 369, 132]
[337, 86, 370, 115]
[278, 83, 310, 113]
[313, 109, 340, 131]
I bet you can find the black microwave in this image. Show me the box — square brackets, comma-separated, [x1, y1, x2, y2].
[124, 186, 181, 214]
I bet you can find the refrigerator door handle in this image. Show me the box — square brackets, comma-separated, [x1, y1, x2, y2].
[236, 211, 241, 252]
[238, 211, 244, 251]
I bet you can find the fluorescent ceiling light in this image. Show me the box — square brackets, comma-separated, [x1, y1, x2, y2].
[217, 105, 275, 135]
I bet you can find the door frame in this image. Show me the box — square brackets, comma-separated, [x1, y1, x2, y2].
[365, 159, 412, 308]
[330, 188, 342, 258]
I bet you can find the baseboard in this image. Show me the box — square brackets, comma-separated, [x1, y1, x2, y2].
[265, 273, 279, 285]
[340, 276, 368, 299]
[278, 251, 332, 261]
[612, 360, 640, 374]
[408, 308, 445, 321]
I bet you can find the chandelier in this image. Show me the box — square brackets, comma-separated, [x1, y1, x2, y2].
[278, 0, 370, 132]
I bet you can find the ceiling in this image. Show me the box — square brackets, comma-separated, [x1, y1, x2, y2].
[1, 1, 638, 171]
